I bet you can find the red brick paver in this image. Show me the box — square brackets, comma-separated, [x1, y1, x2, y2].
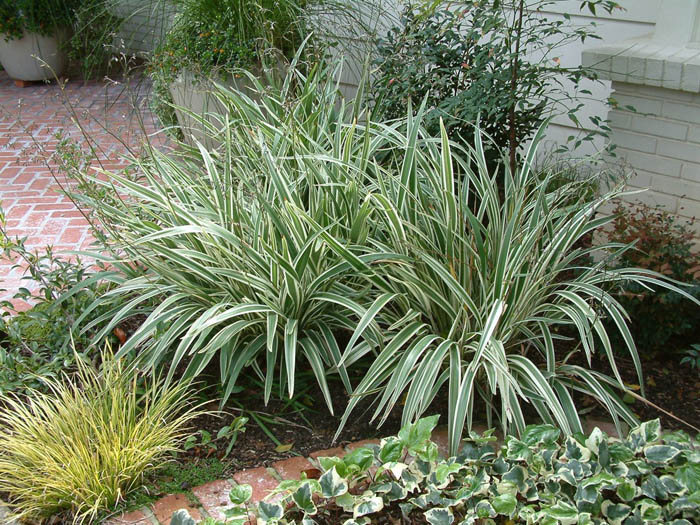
[309, 446, 346, 461]
[271, 455, 314, 480]
[191, 479, 235, 521]
[104, 509, 154, 525]
[345, 438, 380, 451]
[0, 72, 162, 308]
[152, 494, 202, 524]
[231, 467, 279, 504]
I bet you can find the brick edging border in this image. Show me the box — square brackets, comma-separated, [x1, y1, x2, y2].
[105, 437, 393, 525]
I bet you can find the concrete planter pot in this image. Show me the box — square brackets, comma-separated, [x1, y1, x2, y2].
[0, 32, 66, 82]
[168, 62, 285, 148]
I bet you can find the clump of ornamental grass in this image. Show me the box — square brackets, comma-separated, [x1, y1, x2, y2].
[71, 60, 698, 456]
[0, 351, 201, 524]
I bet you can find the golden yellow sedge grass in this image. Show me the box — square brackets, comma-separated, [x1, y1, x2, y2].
[0, 350, 203, 523]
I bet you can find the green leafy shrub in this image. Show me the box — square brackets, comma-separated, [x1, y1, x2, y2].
[173, 416, 700, 524]
[604, 202, 700, 353]
[149, 0, 315, 128]
[0, 206, 117, 394]
[372, 0, 620, 168]
[0, 0, 76, 40]
[0, 352, 202, 523]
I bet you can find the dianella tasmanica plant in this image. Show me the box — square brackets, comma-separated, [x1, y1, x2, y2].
[74, 60, 697, 453]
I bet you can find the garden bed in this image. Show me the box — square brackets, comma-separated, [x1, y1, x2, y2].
[127, 345, 699, 508]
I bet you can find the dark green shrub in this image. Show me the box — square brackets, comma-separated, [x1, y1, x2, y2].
[0, 0, 76, 40]
[372, 0, 620, 169]
[172, 416, 700, 524]
[0, 207, 117, 394]
[605, 202, 700, 354]
[149, 0, 314, 128]
[374, 2, 536, 166]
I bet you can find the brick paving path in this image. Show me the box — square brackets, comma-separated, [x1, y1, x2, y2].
[0, 71, 161, 309]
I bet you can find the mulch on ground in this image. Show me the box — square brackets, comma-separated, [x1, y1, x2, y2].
[176, 348, 699, 479]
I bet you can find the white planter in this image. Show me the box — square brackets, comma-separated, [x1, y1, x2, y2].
[168, 63, 284, 148]
[0, 32, 66, 81]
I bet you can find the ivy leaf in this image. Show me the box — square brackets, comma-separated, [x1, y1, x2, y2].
[353, 496, 384, 518]
[425, 507, 454, 525]
[381, 461, 408, 480]
[628, 419, 661, 450]
[491, 493, 517, 517]
[505, 438, 531, 461]
[386, 481, 408, 501]
[293, 483, 317, 515]
[222, 506, 248, 523]
[564, 437, 591, 462]
[521, 424, 560, 446]
[343, 447, 374, 472]
[335, 492, 355, 512]
[660, 475, 685, 495]
[636, 498, 662, 521]
[616, 479, 637, 502]
[319, 466, 348, 498]
[379, 437, 403, 462]
[169, 510, 196, 525]
[541, 501, 578, 523]
[601, 501, 631, 525]
[584, 427, 606, 454]
[418, 441, 439, 462]
[258, 501, 284, 522]
[502, 466, 527, 492]
[644, 444, 680, 464]
[229, 484, 252, 505]
[318, 456, 347, 478]
[608, 441, 635, 463]
[475, 500, 496, 519]
[676, 463, 700, 492]
[397, 415, 439, 453]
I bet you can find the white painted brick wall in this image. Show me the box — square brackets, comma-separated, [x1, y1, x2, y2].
[609, 82, 700, 226]
[112, 0, 176, 55]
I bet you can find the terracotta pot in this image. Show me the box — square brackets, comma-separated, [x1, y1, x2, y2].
[0, 31, 66, 81]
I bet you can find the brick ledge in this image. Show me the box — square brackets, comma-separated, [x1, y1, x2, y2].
[582, 39, 700, 93]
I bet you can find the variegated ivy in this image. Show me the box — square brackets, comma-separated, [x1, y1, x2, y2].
[171, 417, 700, 525]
